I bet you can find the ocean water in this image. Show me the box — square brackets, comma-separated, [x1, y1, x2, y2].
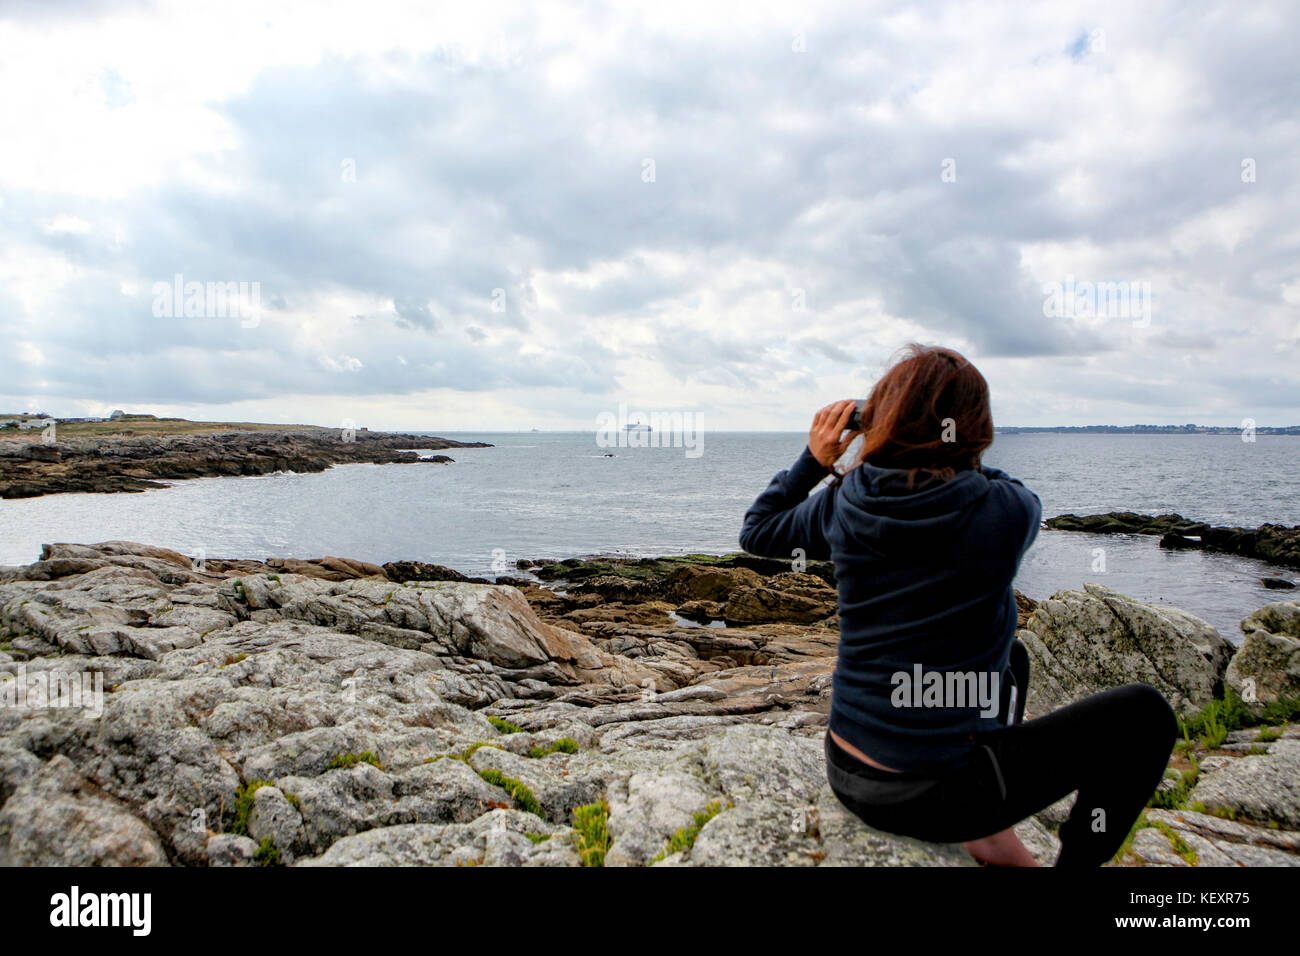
[1, 432, 1297, 643]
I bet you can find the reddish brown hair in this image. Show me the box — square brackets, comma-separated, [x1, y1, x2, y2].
[852, 344, 993, 485]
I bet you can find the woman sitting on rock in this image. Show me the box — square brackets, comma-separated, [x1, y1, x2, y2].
[739, 343, 1177, 867]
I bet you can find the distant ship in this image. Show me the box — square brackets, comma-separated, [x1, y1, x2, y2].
[624, 420, 652, 432]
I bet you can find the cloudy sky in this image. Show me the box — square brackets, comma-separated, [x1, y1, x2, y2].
[1, 0, 1297, 430]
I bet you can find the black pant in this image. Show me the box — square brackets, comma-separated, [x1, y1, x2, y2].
[826, 646, 1178, 866]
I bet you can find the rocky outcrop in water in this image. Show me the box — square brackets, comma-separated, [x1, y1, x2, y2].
[1, 543, 1296, 866]
[1046, 512, 1300, 570]
[0, 428, 489, 499]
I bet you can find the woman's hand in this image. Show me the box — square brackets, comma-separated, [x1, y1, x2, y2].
[809, 400, 859, 469]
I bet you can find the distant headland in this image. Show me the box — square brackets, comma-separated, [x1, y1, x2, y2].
[996, 424, 1300, 435]
[0, 413, 491, 499]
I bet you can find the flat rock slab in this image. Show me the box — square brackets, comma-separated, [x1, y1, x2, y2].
[1188, 739, 1300, 829]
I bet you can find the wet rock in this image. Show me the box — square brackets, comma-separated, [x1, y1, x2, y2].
[562, 601, 676, 627]
[725, 574, 838, 625]
[384, 561, 478, 584]
[675, 599, 726, 622]
[664, 565, 763, 602]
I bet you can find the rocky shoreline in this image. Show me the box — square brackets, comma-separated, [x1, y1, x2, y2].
[1, 542, 1297, 866]
[0, 428, 490, 499]
[1047, 511, 1300, 575]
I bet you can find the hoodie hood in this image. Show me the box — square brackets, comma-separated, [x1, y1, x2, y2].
[834, 462, 991, 550]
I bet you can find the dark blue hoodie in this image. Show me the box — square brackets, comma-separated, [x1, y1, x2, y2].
[739, 446, 1041, 773]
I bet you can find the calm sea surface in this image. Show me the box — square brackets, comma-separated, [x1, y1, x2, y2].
[2, 432, 1297, 643]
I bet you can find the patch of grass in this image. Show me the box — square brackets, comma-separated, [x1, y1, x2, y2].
[1177, 690, 1300, 746]
[1198, 710, 1228, 750]
[524, 832, 551, 845]
[1149, 820, 1198, 866]
[427, 741, 500, 763]
[1148, 758, 1199, 811]
[477, 768, 544, 817]
[253, 837, 282, 866]
[1257, 726, 1283, 743]
[1259, 696, 1300, 725]
[327, 751, 382, 771]
[572, 799, 611, 867]
[651, 800, 726, 864]
[1189, 800, 1238, 822]
[284, 791, 301, 811]
[231, 780, 271, 837]
[526, 737, 579, 758]
[488, 716, 525, 734]
[220, 652, 247, 668]
[1176, 694, 1244, 743]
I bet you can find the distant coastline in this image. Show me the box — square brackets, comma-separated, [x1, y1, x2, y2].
[6, 413, 1298, 437]
[996, 424, 1300, 435]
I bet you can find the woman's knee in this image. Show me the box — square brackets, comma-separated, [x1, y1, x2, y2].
[1115, 683, 1179, 743]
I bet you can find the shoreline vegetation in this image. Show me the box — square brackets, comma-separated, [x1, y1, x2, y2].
[1, 542, 1297, 867]
[0, 414, 490, 499]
